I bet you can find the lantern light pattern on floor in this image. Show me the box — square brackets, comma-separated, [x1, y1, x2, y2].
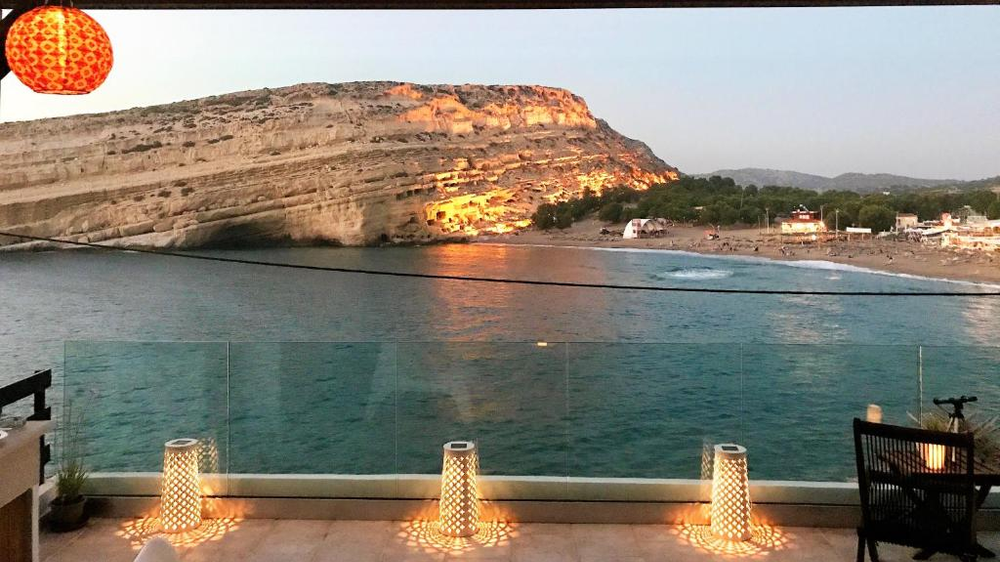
[4, 6, 114, 95]
[439, 441, 480, 538]
[161, 438, 202, 533]
[710, 443, 752, 542]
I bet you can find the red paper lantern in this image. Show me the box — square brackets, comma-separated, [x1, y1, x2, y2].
[4, 6, 113, 95]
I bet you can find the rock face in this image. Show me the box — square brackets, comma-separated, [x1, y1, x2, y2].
[0, 82, 678, 248]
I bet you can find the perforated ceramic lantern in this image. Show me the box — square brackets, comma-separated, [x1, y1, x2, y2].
[161, 438, 202, 532]
[439, 441, 479, 537]
[710, 443, 752, 541]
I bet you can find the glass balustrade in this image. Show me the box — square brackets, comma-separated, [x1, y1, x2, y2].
[59, 340, 1000, 496]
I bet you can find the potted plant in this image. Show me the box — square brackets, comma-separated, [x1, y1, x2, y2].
[49, 402, 89, 532]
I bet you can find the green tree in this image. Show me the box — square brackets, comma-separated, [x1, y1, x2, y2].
[598, 202, 624, 223]
[967, 190, 995, 215]
[531, 203, 558, 230]
[987, 200, 1000, 220]
[529, 174, 996, 233]
[715, 203, 740, 225]
[858, 205, 896, 233]
[555, 207, 575, 229]
[823, 210, 843, 231]
[841, 201, 863, 227]
[699, 206, 718, 225]
[739, 205, 760, 225]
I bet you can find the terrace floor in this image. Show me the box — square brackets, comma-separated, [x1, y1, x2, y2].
[41, 518, 1000, 562]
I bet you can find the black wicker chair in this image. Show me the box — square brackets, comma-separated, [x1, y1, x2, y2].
[854, 418, 978, 561]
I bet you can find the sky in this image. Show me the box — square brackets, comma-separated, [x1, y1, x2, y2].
[0, 6, 997, 180]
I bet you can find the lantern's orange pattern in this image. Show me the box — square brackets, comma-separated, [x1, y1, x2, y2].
[4, 6, 113, 95]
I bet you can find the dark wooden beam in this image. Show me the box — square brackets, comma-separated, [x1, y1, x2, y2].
[0, 369, 52, 484]
[1, 0, 995, 9]
[0, 369, 51, 410]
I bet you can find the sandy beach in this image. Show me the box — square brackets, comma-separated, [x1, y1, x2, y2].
[481, 219, 1000, 286]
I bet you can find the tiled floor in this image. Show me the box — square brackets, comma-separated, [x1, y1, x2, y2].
[41, 518, 1000, 561]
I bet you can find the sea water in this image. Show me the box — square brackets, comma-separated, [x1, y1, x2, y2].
[2, 243, 998, 480]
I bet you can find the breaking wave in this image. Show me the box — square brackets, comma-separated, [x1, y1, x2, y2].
[657, 267, 734, 280]
[480, 243, 1000, 290]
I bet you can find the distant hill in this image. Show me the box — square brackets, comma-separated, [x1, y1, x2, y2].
[692, 168, 981, 193]
[941, 175, 1000, 193]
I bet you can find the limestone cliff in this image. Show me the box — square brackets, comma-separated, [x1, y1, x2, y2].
[0, 81, 678, 248]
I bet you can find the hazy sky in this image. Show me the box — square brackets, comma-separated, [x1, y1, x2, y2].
[1, 6, 997, 179]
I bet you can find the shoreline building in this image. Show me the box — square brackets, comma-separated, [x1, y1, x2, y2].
[895, 213, 919, 231]
[905, 212, 1000, 251]
[622, 217, 668, 239]
[780, 206, 827, 238]
[941, 213, 1000, 251]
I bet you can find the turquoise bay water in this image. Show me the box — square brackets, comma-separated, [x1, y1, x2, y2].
[2, 243, 999, 481]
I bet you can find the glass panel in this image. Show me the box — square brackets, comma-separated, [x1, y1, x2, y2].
[63, 341, 229, 478]
[60, 339, 1000, 490]
[228, 342, 395, 474]
[742, 344, 918, 482]
[567, 343, 742, 479]
[919, 345, 1000, 436]
[395, 342, 568, 476]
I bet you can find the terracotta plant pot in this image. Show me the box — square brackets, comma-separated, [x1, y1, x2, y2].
[49, 496, 88, 532]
